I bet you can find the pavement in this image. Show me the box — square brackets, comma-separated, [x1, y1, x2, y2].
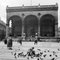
[0, 41, 60, 60]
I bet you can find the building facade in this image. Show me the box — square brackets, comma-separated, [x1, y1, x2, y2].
[0, 20, 6, 40]
[6, 4, 58, 42]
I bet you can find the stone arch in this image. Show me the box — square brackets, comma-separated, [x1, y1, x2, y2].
[24, 15, 38, 37]
[40, 14, 55, 37]
[8, 15, 22, 37]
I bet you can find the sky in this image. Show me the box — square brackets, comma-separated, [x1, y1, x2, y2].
[0, 0, 60, 27]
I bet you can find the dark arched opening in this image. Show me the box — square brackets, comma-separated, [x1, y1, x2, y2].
[24, 15, 38, 37]
[40, 14, 55, 37]
[8, 15, 22, 37]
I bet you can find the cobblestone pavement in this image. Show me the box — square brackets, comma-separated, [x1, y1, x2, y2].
[0, 41, 60, 60]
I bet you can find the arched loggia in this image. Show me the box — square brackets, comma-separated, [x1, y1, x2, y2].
[8, 15, 22, 37]
[24, 15, 38, 37]
[40, 14, 55, 37]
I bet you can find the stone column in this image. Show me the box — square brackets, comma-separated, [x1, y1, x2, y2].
[38, 17, 40, 37]
[6, 23, 9, 38]
[22, 17, 24, 37]
[55, 24, 58, 37]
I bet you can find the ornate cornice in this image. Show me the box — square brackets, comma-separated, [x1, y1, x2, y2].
[6, 5, 58, 13]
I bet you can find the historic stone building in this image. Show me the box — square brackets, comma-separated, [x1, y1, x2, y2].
[6, 4, 58, 42]
[0, 19, 6, 31]
[0, 19, 6, 40]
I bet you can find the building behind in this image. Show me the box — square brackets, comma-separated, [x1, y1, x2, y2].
[6, 4, 58, 42]
[0, 19, 6, 41]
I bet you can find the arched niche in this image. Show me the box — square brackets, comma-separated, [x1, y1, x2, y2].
[40, 14, 55, 37]
[8, 15, 22, 37]
[24, 15, 38, 37]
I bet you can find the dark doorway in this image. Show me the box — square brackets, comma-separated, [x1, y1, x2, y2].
[24, 15, 38, 37]
[40, 14, 55, 37]
[8, 15, 22, 37]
